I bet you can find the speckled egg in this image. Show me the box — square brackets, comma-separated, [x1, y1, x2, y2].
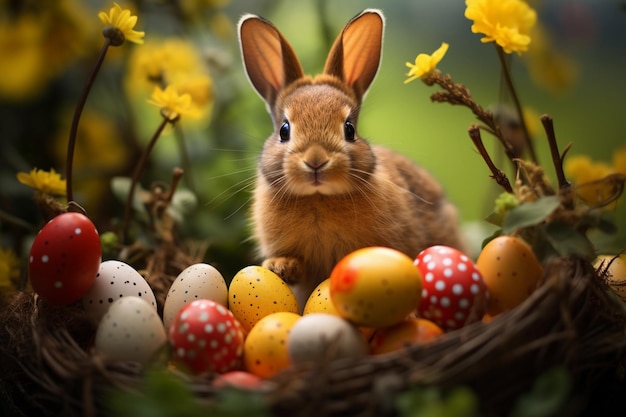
[82, 260, 157, 324]
[303, 278, 339, 315]
[243, 311, 300, 378]
[228, 266, 299, 332]
[476, 236, 543, 315]
[168, 299, 245, 374]
[95, 296, 167, 365]
[163, 263, 228, 330]
[329, 247, 423, 328]
[414, 245, 488, 331]
[304, 278, 375, 341]
[287, 313, 367, 365]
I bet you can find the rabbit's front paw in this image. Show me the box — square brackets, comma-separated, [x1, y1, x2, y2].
[262, 257, 302, 284]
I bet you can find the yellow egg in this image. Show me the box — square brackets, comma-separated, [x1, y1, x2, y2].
[228, 266, 299, 333]
[303, 278, 375, 340]
[243, 311, 300, 378]
[476, 236, 543, 315]
[595, 254, 626, 301]
[329, 247, 423, 328]
[303, 278, 339, 315]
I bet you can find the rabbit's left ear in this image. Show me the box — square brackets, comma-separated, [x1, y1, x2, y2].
[323, 9, 384, 100]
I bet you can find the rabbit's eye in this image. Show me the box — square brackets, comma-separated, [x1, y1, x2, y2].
[344, 121, 356, 142]
[279, 121, 290, 142]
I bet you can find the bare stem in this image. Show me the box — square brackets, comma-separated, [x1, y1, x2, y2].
[122, 117, 171, 243]
[66, 37, 111, 204]
[494, 45, 538, 164]
[469, 125, 513, 193]
[540, 115, 570, 191]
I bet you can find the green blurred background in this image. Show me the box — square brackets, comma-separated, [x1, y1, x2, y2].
[1, 0, 625, 280]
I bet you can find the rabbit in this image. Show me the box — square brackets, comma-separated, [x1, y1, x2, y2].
[238, 9, 466, 310]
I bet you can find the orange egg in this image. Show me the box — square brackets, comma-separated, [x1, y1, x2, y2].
[370, 317, 443, 355]
[595, 254, 626, 301]
[243, 311, 300, 378]
[304, 278, 375, 340]
[476, 236, 543, 315]
[329, 247, 422, 328]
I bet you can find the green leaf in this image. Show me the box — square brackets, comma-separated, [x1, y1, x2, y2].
[502, 196, 561, 235]
[481, 228, 502, 250]
[485, 210, 504, 227]
[509, 367, 572, 417]
[111, 176, 148, 215]
[396, 386, 481, 417]
[213, 389, 273, 417]
[543, 222, 596, 261]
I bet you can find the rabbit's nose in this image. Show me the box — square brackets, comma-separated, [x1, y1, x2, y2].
[304, 159, 329, 171]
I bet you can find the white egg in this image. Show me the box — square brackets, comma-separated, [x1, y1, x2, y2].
[82, 260, 157, 324]
[95, 296, 167, 365]
[287, 313, 368, 365]
[163, 263, 228, 330]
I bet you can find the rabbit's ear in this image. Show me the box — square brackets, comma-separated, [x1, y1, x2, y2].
[323, 9, 384, 100]
[238, 14, 304, 107]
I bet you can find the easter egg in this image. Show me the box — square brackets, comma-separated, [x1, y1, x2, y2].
[414, 245, 488, 331]
[228, 266, 299, 332]
[28, 212, 101, 306]
[595, 254, 626, 301]
[476, 236, 543, 315]
[243, 311, 300, 378]
[163, 263, 228, 330]
[329, 247, 422, 328]
[303, 278, 339, 315]
[370, 317, 443, 355]
[95, 296, 167, 365]
[168, 299, 245, 374]
[82, 260, 157, 325]
[212, 371, 264, 389]
[287, 313, 367, 365]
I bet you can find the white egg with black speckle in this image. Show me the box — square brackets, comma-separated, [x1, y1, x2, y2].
[82, 260, 157, 324]
[163, 263, 228, 330]
[95, 296, 167, 364]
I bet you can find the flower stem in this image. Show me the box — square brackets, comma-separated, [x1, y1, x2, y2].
[469, 125, 513, 193]
[122, 117, 171, 243]
[66, 37, 111, 204]
[495, 45, 538, 164]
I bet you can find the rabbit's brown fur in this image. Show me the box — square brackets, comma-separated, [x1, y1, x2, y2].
[239, 10, 465, 309]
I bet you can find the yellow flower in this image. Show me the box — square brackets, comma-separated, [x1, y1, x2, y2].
[525, 25, 579, 95]
[404, 42, 449, 84]
[565, 155, 617, 207]
[0, 247, 20, 293]
[147, 85, 199, 121]
[612, 147, 626, 175]
[17, 168, 66, 196]
[465, 0, 537, 55]
[99, 2, 145, 45]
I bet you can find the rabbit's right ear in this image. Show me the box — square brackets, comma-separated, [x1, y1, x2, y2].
[238, 14, 304, 108]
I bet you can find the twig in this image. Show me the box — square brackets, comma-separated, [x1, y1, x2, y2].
[540, 115, 570, 192]
[495, 45, 538, 164]
[469, 125, 513, 193]
[427, 72, 517, 163]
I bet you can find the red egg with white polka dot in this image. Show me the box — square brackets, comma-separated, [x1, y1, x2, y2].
[414, 245, 488, 331]
[28, 212, 102, 306]
[169, 299, 245, 374]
